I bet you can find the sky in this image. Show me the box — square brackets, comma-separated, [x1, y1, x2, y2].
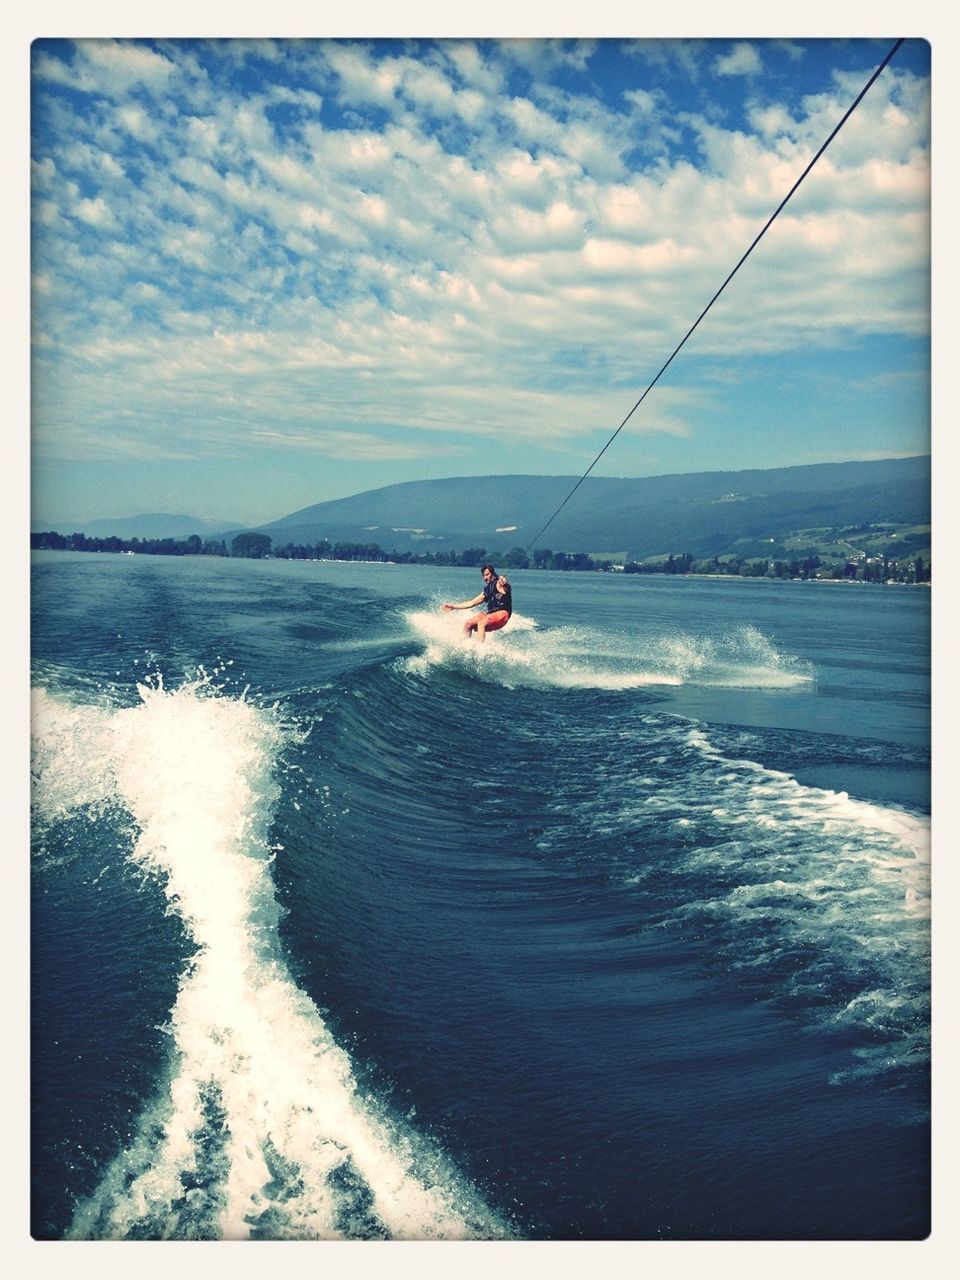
[30, 34, 931, 529]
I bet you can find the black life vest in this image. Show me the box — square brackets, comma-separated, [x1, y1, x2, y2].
[483, 580, 512, 616]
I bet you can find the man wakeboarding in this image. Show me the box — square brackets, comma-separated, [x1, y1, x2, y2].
[442, 563, 512, 642]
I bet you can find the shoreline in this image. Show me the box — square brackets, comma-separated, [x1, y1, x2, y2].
[678, 572, 931, 586]
[30, 548, 932, 587]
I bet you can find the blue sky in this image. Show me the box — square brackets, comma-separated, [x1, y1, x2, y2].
[30, 35, 931, 528]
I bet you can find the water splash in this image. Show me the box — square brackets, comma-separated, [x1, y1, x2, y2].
[32, 678, 510, 1240]
[402, 609, 811, 692]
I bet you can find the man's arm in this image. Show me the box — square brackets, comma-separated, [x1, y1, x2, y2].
[443, 592, 485, 611]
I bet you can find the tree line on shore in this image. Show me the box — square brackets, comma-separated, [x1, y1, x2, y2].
[30, 529, 930, 583]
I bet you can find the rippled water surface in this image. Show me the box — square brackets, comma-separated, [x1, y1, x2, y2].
[31, 554, 930, 1239]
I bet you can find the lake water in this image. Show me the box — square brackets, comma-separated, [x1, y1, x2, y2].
[30, 552, 930, 1239]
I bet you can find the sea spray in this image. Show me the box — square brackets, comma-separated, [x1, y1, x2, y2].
[402, 608, 682, 689]
[32, 677, 510, 1240]
[402, 608, 811, 691]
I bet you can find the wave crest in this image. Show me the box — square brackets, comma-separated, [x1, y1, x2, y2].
[32, 678, 509, 1240]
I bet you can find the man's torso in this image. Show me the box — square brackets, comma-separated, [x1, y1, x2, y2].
[483, 580, 512, 615]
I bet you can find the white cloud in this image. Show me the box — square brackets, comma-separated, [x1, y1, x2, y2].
[582, 237, 693, 276]
[322, 43, 403, 111]
[623, 39, 709, 81]
[772, 40, 806, 64]
[115, 104, 162, 143]
[498, 39, 597, 75]
[73, 196, 117, 229]
[443, 41, 505, 96]
[714, 43, 763, 78]
[396, 59, 463, 119]
[81, 39, 176, 88]
[34, 39, 176, 97]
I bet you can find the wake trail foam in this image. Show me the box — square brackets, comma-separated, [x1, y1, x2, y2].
[402, 608, 681, 690]
[686, 726, 930, 863]
[32, 679, 509, 1240]
[402, 608, 812, 692]
[531, 713, 928, 1082]
[673, 726, 929, 1078]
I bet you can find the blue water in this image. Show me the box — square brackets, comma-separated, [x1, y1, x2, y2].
[31, 553, 930, 1240]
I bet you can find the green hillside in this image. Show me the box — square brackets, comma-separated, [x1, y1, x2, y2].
[246, 456, 930, 562]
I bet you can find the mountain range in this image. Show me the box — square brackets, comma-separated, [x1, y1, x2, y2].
[32, 512, 241, 541]
[243, 455, 930, 561]
[40, 456, 930, 562]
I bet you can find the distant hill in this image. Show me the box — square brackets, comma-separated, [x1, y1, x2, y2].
[241, 456, 929, 561]
[33, 513, 240, 541]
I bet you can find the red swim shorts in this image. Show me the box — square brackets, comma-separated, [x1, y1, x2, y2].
[471, 610, 510, 632]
